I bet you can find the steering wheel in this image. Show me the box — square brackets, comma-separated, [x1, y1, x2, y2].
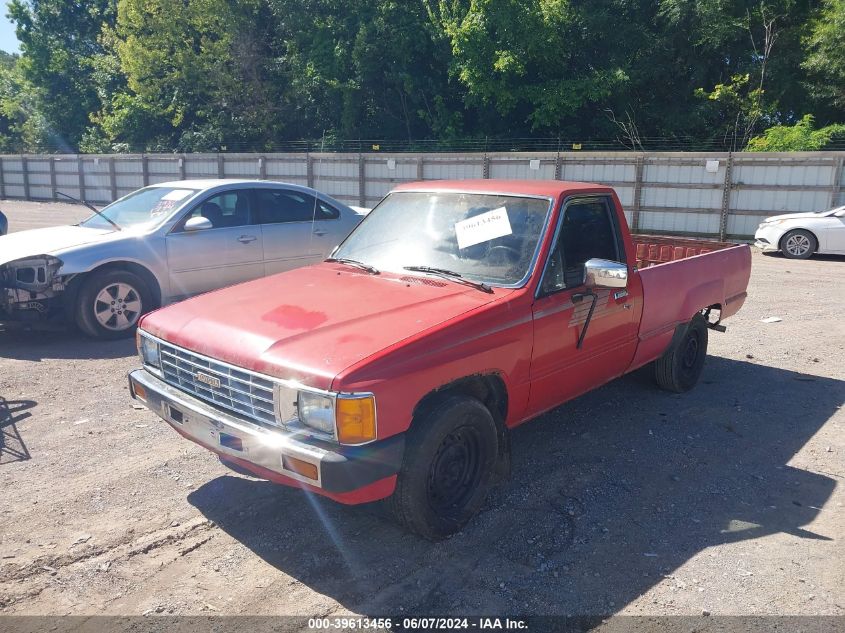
[487, 245, 521, 266]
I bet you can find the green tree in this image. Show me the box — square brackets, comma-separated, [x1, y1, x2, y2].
[7, 0, 116, 150]
[745, 114, 845, 150]
[803, 0, 845, 110]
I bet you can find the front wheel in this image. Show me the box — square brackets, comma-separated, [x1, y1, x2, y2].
[388, 395, 499, 540]
[781, 229, 817, 259]
[75, 270, 150, 339]
[654, 313, 709, 393]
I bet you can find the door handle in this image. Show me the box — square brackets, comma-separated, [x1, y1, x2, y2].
[313, 229, 328, 237]
[237, 235, 257, 244]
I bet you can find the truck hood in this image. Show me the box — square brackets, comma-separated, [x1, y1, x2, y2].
[0, 225, 113, 266]
[140, 263, 509, 389]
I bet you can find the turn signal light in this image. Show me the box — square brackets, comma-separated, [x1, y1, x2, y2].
[133, 382, 147, 402]
[282, 455, 319, 481]
[336, 396, 376, 444]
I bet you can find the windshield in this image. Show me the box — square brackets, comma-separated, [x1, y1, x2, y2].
[79, 187, 199, 230]
[333, 191, 552, 286]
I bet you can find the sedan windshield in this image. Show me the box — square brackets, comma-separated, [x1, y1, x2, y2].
[79, 187, 199, 230]
[333, 191, 552, 286]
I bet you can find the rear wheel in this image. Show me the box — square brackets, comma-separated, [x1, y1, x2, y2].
[780, 229, 817, 259]
[388, 395, 498, 540]
[75, 270, 150, 339]
[654, 314, 709, 393]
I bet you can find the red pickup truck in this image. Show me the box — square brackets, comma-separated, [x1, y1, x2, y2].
[129, 180, 750, 539]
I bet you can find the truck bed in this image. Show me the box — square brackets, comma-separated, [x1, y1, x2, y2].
[628, 236, 752, 371]
[632, 235, 739, 269]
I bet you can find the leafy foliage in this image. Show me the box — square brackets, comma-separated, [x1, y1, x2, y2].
[745, 114, 845, 151]
[2, 0, 844, 152]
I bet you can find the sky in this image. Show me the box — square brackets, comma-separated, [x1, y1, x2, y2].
[0, 3, 19, 54]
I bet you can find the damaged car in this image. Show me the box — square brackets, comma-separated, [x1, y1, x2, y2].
[0, 180, 366, 339]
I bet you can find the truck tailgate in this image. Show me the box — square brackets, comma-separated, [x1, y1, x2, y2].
[630, 239, 751, 370]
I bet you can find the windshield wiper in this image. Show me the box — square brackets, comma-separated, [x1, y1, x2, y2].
[403, 265, 493, 294]
[57, 191, 122, 231]
[325, 257, 379, 274]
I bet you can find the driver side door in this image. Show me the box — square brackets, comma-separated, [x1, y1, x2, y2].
[527, 196, 641, 416]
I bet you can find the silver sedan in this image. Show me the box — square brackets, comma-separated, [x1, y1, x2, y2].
[0, 180, 366, 338]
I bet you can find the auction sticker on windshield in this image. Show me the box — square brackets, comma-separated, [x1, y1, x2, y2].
[162, 189, 194, 201]
[455, 207, 512, 249]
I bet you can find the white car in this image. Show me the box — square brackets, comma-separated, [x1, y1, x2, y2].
[0, 180, 366, 338]
[754, 205, 845, 259]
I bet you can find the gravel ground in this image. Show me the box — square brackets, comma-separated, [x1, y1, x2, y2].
[0, 199, 843, 617]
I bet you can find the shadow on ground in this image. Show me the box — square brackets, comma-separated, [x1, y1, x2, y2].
[0, 397, 36, 464]
[188, 357, 844, 615]
[0, 327, 134, 361]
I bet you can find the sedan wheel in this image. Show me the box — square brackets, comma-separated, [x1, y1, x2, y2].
[94, 282, 143, 331]
[781, 229, 817, 260]
[76, 270, 151, 339]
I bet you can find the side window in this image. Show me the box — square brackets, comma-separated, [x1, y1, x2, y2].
[178, 190, 252, 230]
[541, 199, 621, 294]
[256, 190, 339, 223]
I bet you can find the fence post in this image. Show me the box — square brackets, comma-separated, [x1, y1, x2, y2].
[482, 153, 490, 179]
[141, 155, 149, 186]
[0, 156, 5, 199]
[417, 156, 424, 181]
[830, 156, 844, 208]
[719, 153, 734, 241]
[554, 153, 562, 180]
[49, 157, 57, 200]
[178, 155, 186, 180]
[108, 157, 118, 202]
[217, 153, 225, 179]
[631, 154, 645, 232]
[77, 156, 86, 202]
[306, 153, 314, 189]
[358, 153, 366, 207]
[21, 155, 30, 200]
[258, 155, 267, 180]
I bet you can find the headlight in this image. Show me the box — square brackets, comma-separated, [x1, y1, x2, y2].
[137, 331, 161, 370]
[296, 390, 377, 444]
[297, 391, 335, 435]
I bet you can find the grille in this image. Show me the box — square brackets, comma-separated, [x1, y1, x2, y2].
[159, 342, 278, 426]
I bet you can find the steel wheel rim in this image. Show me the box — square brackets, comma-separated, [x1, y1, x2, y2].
[94, 282, 142, 331]
[427, 426, 483, 515]
[785, 234, 810, 256]
[682, 334, 700, 370]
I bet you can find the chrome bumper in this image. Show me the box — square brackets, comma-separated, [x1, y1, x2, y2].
[128, 369, 404, 492]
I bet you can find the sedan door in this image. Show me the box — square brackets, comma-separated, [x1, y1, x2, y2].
[820, 212, 845, 253]
[165, 189, 264, 299]
[257, 189, 341, 275]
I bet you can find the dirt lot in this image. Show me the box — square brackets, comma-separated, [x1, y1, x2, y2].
[0, 200, 843, 617]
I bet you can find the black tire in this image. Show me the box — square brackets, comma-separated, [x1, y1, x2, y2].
[388, 395, 499, 540]
[780, 229, 817, 260]
[654, 313, 709, 393]
[75, 269, 151, 339]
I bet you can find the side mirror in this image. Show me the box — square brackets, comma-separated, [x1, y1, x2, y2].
[583, 258, 628, 290]
[184, 216, 213, 231]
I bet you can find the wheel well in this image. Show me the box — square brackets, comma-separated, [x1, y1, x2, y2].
[779, 227, 818, 250]
[412, 374, 509, 427]
[67, 262, 163, 311]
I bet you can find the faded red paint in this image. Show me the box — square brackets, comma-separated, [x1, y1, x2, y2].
[141, 180, 751, 504]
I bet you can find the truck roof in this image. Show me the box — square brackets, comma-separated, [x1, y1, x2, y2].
[392, 179, 613, 198]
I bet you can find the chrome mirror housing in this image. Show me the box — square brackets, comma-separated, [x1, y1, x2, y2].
[583, 258, 628, 290]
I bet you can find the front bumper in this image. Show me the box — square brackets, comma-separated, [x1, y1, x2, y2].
[128, 369, 404, 501]
[754, 225, 785, 252]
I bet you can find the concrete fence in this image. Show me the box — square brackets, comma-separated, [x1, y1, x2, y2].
[1, 151, 843, 240]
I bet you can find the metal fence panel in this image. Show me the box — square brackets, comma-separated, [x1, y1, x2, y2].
[3, 150, 844, 239]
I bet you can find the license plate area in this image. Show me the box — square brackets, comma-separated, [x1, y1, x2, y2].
[165, 403, 184, 425]
[219, 432, 244, 452]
